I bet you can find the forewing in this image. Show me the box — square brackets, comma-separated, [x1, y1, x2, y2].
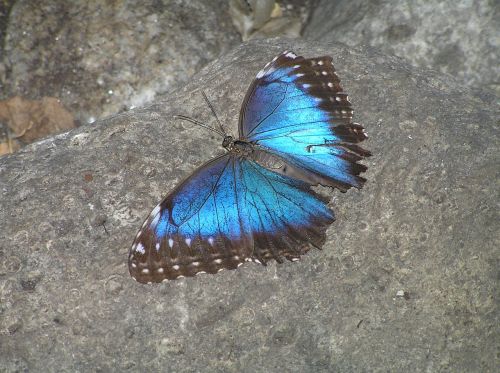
[129, 154, 253, 283]
[239, 51, 370, 191]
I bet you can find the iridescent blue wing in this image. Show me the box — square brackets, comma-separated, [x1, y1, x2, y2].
[239, 51, 370, 191]
[129, 154, 333, 283]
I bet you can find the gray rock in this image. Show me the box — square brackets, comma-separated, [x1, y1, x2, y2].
[0, 39, 498, 372]
[305, 0, 500, 94]
[0, 0, 239, 125]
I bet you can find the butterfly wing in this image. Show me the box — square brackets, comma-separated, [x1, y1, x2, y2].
[239, 51, 370, 191]
[129, 154, 334, 283]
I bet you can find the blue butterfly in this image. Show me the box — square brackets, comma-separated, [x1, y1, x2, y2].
[129, 51, 370, 283]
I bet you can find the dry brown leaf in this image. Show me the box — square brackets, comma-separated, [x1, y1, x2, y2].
[0, 96, 76, 144]
[0, 139, 21, 156]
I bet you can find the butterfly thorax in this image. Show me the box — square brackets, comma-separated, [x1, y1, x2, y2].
[222, 135, 253, 156]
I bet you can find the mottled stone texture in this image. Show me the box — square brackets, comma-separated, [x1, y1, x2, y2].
[0, 0, 239, 124]
[0, 39, 498, 372]
[305, 0, 500, 94]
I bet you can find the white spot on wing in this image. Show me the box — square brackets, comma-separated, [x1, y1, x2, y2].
[185, 238, 191, 246]
[318, 60, 324, 65]
[168, 238, 174, 248]
[208, 237, 214, 246]
[285, 51, 296, 58]
[151, 205, 160, 216]
[256, 69, 266, 79]
[157, 268, 164, 273]
[135, 243, 145, 254]
[141, 268, 150, 274]
[172, 264, 180, 270]
[150, 213, 160, 228]
[214, 259, 223, 264]
[155, 242, 160, 251]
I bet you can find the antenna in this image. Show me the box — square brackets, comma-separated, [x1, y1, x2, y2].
[173, 91, 227, 138]
[201, 91, 226, 136]
[173, 115, 225, 137]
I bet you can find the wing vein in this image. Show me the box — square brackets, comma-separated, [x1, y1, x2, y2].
[177, 156, 231, 229]
[246, 84, 289, 138]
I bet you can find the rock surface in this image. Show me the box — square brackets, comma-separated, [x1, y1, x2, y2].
[0, 39, 498, 372]
[305, 0, 500, 94]
[0, 0, 239, 125]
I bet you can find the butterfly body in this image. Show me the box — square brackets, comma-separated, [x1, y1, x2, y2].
[222, 136, 254, 156]
[129, 51, 370, 283]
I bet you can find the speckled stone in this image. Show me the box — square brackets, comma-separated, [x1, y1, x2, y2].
[0, 39, 498, 372]
[305, 0, 500, 94]
[0, 0, 239, 125]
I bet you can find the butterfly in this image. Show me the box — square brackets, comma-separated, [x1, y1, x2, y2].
[129, 51, 371, 283]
